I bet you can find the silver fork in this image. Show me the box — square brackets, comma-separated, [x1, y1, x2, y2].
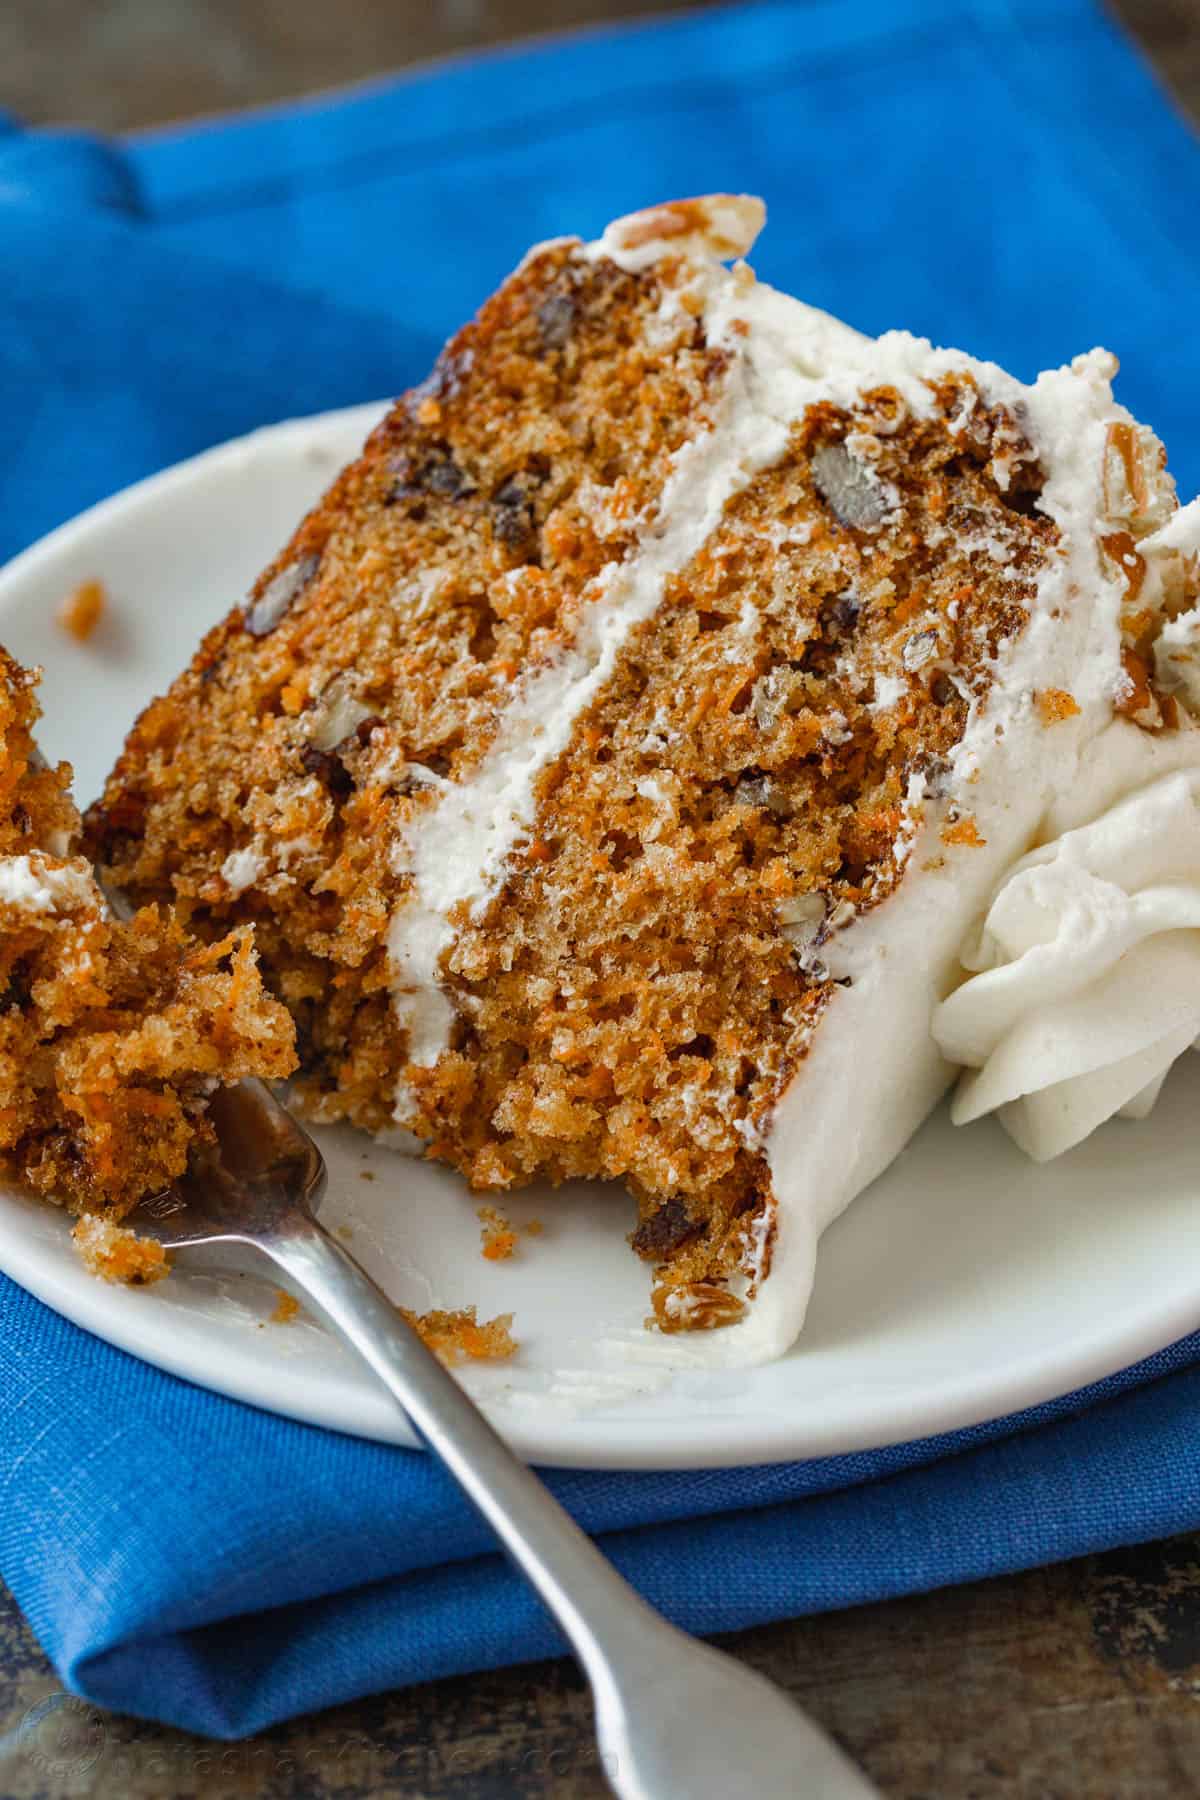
[128, 1078, 879, 1799]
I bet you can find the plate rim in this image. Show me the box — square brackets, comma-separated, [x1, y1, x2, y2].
[0, 400, 388, 594]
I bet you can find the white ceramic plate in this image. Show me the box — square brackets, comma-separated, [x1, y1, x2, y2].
[2, 405, 1199, 1471]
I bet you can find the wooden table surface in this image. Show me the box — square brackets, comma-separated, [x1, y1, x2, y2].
[2, 2, 1199, 1794]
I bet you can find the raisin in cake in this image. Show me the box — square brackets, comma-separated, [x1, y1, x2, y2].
[87, 196, 1200, 1355]
[0, 647, 296, 1280]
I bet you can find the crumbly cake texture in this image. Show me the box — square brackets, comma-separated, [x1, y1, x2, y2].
[0, 648, 296, 1277]
[88, 196, 1200, 1358]
[72, 1214, 169, 1284]
[404, 1305, 516, 1365]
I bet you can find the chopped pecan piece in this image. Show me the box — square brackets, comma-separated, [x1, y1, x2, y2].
[245, 552, 321, 637]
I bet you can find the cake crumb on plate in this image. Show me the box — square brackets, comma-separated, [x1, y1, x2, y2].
[270, 1287, 301, 1324]
[58, 578, 107, 643]
[73, 1215, 169, 1285]
[478, 1204, 518, 1261]
[404, 1305, 516, 1364]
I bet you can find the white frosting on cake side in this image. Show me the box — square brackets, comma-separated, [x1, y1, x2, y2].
[652, 331, 1194, 1365]
[719, 367, 1200, 1367]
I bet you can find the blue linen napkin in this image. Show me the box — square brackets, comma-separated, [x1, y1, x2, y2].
[2, 0, 1199, 1738]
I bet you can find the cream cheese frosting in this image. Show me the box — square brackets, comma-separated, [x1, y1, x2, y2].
[0, 853, 94, 914]
[934, 722, 1200, 1160]
[934, 505, 1200, 1164]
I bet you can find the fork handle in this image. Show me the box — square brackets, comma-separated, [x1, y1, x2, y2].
[258, 1214, 879, 1800]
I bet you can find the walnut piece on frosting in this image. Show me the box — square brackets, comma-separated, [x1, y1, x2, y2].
[603, 194, 766, 263]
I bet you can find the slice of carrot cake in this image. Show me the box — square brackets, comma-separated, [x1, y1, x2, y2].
[0, 647, 295, 1280]
[87, 196, 1200, 1355]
